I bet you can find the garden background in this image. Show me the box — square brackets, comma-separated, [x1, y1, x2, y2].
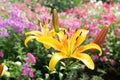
[0, 0, 120, 80]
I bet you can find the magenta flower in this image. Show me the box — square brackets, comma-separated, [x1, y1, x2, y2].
[100, 56, 108, 62]
[111, 60, 116, 66]
[29, 70, 34, 78]
[102, 12, 116, 25]
[22, 64, 30, 76]
[0, 51, 4, 58]
[22, 64, 34, 78]
[92, 55, 99, 60]
[114, 29, 120, 36]
[25, 53, 36, 64]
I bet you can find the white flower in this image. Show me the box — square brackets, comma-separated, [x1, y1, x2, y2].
[95, 0, 103, 7]
[15, 61, 22, 66]
[90, 0, 96, 3]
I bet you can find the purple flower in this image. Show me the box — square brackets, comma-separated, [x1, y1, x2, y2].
[100, 56, 108, 62]
[0, 51, 4, 58]
[111, 60, 116, 66]
[0, 28, 9, 37]
[104, 48, 110, 54]
[26, 22, 35, 30]
[22, 64, 34, 78]
[2, 32, 9, 37]
[92, 55, 99, 60]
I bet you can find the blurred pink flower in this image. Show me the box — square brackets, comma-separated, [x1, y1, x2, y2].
[92, 55, 99, 60]
[29, 70, 34, 78]
[25, 0, 31, 3]
[103, 3, 110, 11]
[111, 60, 116, 66]
[0, 51, 4, 58]
[22, 64, 30, 76]
[103, 20, 111, 25]
[25, 53, 36, 64]
[114, 29, 120, 36]
[65, 8, 73, 14]
[102, 12, 116, 25]
[34, 3, 41, 12]
[104, 48, 110, 54]
[100, 56, 108, 62]
[22, 64, 34, 78]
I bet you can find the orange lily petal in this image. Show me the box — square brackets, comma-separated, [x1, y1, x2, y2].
[49, 52, 68, 71]
[36, 36, 63, 51]
[74, 43, 102, 56]
[24, 36, 37, 47]
[71, 53, 95, 70]
[0, 63, 4, 76]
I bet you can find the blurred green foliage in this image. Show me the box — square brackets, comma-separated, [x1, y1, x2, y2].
[41, 0, 88, 12]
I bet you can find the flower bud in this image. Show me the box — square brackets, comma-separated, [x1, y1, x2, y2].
[93, 25, 109, 46]
[52, 9, 59, 32]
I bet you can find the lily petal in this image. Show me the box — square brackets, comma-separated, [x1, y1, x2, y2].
[25, 31, 42, 37]
[43, 44, 51, 49]
[57, 32, 68, 50]
[71, 53, 94, 70]
[75, 43, 102, 56]
[24, 36, 37, 47]
[75, 29, 89, 48]
[48, 30, 56, 37]
[49, 52, 68, 71]
[36, 36, 63, 51]
[70, 29, 89, 52]
[0, 63, 4, 76]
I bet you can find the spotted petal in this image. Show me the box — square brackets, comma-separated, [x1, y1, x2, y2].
[70, 29, 89, 52]
[75, 29, 89, 48]
[49, 52, 68, 71]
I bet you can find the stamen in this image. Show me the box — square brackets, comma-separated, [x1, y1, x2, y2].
[76, 32, 82, 40]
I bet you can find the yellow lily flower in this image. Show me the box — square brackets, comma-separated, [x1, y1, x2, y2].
[0, 63, 10, 77]
[36, 29, 102, 71]
[24, 22, 56, 49]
